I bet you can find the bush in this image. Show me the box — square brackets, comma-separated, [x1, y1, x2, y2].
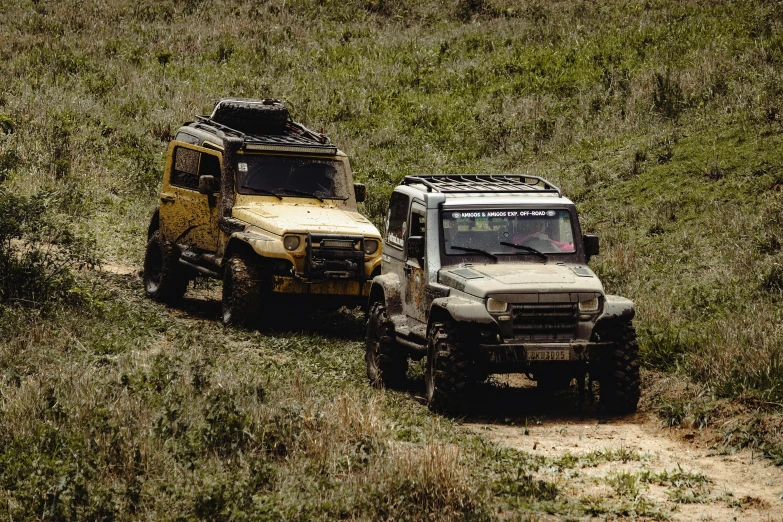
[0, 186, 97, 309]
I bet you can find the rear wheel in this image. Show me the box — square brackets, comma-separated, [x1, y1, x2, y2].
[598, 323, 640, 414]
[222, 254, 264, 328]
[426, 322, 478, 414]
[143, 231, 188, 303]
[365, 302, 407, 389]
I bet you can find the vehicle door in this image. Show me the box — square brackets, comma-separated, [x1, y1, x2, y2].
[401, 201, 427, 324]
[159, 143, 221, 252]
[383, 191, 409, 311]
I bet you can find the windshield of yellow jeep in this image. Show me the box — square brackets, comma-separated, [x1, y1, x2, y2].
[235, 155, 348, 200]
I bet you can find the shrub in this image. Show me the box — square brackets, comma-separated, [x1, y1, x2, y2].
[0, 186, 97, 309]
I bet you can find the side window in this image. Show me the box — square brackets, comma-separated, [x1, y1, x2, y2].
[171, 147, 200, 190]
[410, 209, 425, 237]
[199, 153, 221, 178]
[385, 191, 409, 250]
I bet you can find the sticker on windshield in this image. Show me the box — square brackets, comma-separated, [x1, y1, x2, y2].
[238, 163, 248, 172]
[449, 210, 559, 218]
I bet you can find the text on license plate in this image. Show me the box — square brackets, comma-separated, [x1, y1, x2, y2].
[527, 349, 570, 361]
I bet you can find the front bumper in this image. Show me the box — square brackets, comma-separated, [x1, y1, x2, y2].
[271, 275, 371, 297]
[478, 341, 613, 364]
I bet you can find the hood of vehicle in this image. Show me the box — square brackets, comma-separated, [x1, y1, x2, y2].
[232, 201, 381, 238]
[438, 263, 604, 298]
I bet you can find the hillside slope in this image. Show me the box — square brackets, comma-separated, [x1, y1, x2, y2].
[1, 0, 783, 518]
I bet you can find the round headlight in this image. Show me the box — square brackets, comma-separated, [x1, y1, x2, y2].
[578, 297, 600, 313]
[363, 239, 379, 255]
[486, 298, 508, 313]
[283, 235, 301, 251]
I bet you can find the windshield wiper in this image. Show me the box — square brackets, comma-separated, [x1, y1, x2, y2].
[277, 188, 325, 202]
[450, 245, 497, 261]
[500, 241, 548, 260]
[240, 186, 283, 199]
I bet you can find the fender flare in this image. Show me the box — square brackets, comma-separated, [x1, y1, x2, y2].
[369, 273, 402, 315]
[594, 295, 635, 336]
[428, 296, 494, 335]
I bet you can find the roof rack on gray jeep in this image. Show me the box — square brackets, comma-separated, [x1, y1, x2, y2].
[402, 175, 562, 197]
[192, 116, 338, 155]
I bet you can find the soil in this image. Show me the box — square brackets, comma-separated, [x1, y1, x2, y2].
[462, 375, 783, 521]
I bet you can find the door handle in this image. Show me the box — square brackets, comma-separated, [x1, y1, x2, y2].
[161, 195, 175, 203]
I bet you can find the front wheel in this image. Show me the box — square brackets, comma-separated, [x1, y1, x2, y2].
[365, 302, 407, 389]
[426, 322, 477, 414]
[143, 231, 188, 304]
[597, 323, 641, 414]
[222, 254, 263, 328]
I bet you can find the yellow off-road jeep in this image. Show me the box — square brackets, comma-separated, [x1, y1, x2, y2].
[143, 99, 382, 326]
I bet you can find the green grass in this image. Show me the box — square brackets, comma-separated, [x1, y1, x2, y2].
[3, 0, 783, 516]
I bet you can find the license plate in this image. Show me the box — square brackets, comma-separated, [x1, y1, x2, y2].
[527, 349, 570, 361]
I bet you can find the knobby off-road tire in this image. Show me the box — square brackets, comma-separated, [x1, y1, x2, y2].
[365, 302, 408, 389]
[210, 99, 289, 135]
[222, 254, 264, 329]
[598, 323, 641, 414]
[426, 322, 478, 414]
[143, 231, 188, 304]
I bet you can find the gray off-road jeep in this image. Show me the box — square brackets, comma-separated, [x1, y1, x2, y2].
[365, 175, 639, 413]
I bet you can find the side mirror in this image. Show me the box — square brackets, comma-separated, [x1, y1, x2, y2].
[583, 234, 599, 261]
[198, 175, 219, 194]
[354, 183, 366, 203]
[407, 236, 424, 261]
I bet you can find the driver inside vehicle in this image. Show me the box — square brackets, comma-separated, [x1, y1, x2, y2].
[512, 217, 573, 253]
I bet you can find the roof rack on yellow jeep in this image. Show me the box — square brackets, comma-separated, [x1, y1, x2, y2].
[192, 98, 337, 155]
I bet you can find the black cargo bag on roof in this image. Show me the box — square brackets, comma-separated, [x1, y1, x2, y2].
[210, 98, 290, 135]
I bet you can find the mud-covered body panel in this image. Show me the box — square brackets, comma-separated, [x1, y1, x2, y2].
[371, 174, 636, 375]
[154, 120, 382, 301]
[438, 263, 604, 299]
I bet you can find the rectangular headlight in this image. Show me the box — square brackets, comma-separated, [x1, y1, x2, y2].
[486, 298, 508, 313]
[578, 297, 600, 313]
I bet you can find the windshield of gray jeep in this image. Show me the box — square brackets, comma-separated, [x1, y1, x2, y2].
[442, 209, 576, 256]
[235, 155, 347, 199]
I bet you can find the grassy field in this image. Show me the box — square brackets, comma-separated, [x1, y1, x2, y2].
[2, 0, 783, 518]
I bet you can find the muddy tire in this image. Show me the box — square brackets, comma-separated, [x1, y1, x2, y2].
[426, 322, 477, 414]
[143, 231, 188, 303]
[222, 254, 263, 328]
[598, 323, 641, 414]
[210, 99, 289, 135]
[365, 301, 407, 389]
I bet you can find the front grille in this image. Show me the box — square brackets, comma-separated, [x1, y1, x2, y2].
[511, 303, 578, 341]
[305, 234, 365, 280]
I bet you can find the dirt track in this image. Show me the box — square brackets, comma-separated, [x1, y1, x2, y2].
[463, 376, 783, 521]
